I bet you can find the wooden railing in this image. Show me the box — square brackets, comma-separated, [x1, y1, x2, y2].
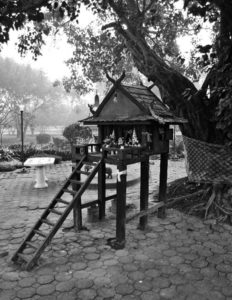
[72, 143, 148, 162]
[102, 146, 147, 160]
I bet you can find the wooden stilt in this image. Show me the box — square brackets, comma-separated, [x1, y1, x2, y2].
[72, 164, 82, 230]
[115, 161, 127, 249]
[138, 156, 149, 230]
[98, 160, 106, 219]
[157, 152, 168, 218]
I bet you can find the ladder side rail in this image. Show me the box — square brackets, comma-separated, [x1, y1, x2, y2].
[12, 156, 87, 262]
[25, 159, 103, 270]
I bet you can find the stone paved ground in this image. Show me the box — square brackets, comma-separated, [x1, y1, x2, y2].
[1, 160, 232, 299]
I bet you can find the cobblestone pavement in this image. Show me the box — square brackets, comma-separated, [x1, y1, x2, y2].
[1, 160, 232, 299]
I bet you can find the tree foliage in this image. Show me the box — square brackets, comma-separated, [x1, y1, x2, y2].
[0, 0, 232, 146]
[63, 123, 92, 145]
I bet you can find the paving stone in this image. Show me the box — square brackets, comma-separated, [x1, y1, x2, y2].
[72, 262, 87, 271]
[85, 253, 100, 260]
[103, 259, 118, 266]
[128, 271, 145, 281]
[145, 269, 160, 279]
[185, 270, 204, 281]
[73, 270, 90, 279]
[176, 247, 191, 254]
[168, 256, 184, 265]
[2, 272, 19, 281]
[88, 268, 106, 279]
[211, 277, 230, 287]
[115, 249, 129, 257]
[115, 283, 134, 295]
[0, 280, 18, 289]
[36, 283, 56, 296]
[152, 277, 171, 289]
[57, 292, 76, 300]
[18, 277, 36, 287]
[159, 265, 178, 276]
[134, 279, 153, 292]
[170, 274, 187, 285]
[0, 289, 16, 300]
[56, 280, 75, 292]
[77, 288, 97, 300]
[216, 263, 232, 273]
[55, 272, 72, 282]
[160, 285, 177, 299]
[122, 295, 140, 300]
[97, 287, 115, 298]
[75, 278, 94, 289]
[17, 287, 36, 299]
[86, 260, 103, 269]
[106, 265, 122, 275]
[36, 267, 54, 276]
[191, 259, 208, 268]
[186, 293, 207, 300]
[177, 283, 197, 295]
[208, 291, 225, 300]
[37, 275, 54, 285]
[94, 276, 111, 287]
[163, 249, 177, 257]
[207, 255, 224, 265]
[111, 274, 128, 285]
[141, 291, 160, 300]
[36, 295, 57, 300]
[183, 253, 198, 261]
[222, 286, 232, 297]
[118, 255, 134, 264]
[200, 267, 218, 277]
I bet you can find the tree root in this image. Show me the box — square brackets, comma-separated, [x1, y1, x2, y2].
[167, 178, 232, 224]
[166, 190, 204, 208]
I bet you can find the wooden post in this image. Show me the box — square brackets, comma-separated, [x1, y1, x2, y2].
[116, 161, 127, 248]
[98, 158, 106, 219]
[157, 152, 168, 218]
[138, 156, 149, 230]
[71, 146, 83, 231]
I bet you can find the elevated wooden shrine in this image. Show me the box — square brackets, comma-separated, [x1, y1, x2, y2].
[12, 73, 186, 270]
[72, 72, 186, 249]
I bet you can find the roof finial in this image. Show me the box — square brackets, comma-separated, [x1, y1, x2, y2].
[105, 70, 125, 86]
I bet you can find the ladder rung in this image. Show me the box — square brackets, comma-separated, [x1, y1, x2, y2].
[42, 218, 55, 226]
[76, 170, 89, 175]
[84, 163, 96, 167]
[26, 241, 38, 250]
[70, 179, 82, 185]
[34, 229, 47, 238]
[63, 188, 75, 195]
[49, 208, 63, 216]
[56, 198, 69, 205]
[17, 253, 29, 263]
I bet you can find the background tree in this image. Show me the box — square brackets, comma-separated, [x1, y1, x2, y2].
[0, 57, 64, 137]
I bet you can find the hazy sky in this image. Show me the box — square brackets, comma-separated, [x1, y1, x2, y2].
[0, 7, 95, 82]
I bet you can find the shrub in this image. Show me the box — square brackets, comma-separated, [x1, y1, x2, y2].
[53, 137, 70, 151]
[63, 123, 92, 145]
[8, 144, 71, 162]
[36, 133, 51, 145]
[0, 147, 15, 161]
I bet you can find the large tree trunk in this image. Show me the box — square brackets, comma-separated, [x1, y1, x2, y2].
[108, 0, 223, 145]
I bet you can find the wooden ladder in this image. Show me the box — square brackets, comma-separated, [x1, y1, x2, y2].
[11, 156, 102, 270]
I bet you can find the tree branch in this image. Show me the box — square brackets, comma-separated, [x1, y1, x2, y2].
[102, 21, 119, 31]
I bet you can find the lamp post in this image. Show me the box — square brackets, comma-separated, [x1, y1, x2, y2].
[19, 105, 24, 169]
